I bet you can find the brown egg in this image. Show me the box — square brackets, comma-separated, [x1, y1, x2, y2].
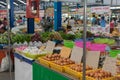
[60, 62, 63, 65]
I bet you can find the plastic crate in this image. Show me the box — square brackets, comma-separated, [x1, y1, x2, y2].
[64, 66, 82, 78]
[115, 75, 120, 80]
[50, 62, 67, 72]
[85, 76, 115, 80]
[83, 69, 115, 80]
[38, 57, 52, 67]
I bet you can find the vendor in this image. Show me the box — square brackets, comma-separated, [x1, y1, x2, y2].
[66, 25, 75, 35]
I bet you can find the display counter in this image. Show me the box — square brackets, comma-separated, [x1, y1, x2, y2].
[33, 61, 79, 80]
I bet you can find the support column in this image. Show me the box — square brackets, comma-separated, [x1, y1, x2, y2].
[9, 0, 14, 28]
[27, 18, 34, 34]
[54, 2, 62, 31]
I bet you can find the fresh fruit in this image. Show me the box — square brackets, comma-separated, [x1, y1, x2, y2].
[54, 58, 75, 66]
[86, 69, 112, 79]
[44, 54, 61, 61]
[70, 64, 93, 72]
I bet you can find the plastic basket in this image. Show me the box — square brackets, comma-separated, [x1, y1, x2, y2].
[64, 40, 74, 48]
[109, 50, 120, 57]
[25, 53, 46, 59]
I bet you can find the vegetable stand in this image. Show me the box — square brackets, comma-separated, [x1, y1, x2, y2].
[33, 61, 79, 80]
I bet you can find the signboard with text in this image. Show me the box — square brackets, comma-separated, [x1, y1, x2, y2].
[26, 0, 39, 18]
[91, 6, 110, 13]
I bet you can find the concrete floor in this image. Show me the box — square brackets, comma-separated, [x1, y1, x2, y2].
[0, 72, 14, 80]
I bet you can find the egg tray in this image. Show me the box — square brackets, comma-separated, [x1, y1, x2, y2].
[64, 65, 82, 78]
[38, 57, 53, 67]
[84, 69, 115, 80]
[50, 62, 71, 72]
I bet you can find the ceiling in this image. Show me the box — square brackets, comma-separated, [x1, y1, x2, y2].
[1, 0, 119, 10]
[0, 0, 26, 9]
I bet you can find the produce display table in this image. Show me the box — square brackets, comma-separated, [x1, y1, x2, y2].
[14, 53, 34, 80]
[33, 62, 79, 80]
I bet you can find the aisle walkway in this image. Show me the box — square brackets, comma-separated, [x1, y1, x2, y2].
[0, 72, 14, 80]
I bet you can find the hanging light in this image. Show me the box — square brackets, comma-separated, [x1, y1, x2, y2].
[18, 0, 26, 5]
[0, 1, 7, 5]
[13, 2, 19, 6]
[0, 4, 5, 8]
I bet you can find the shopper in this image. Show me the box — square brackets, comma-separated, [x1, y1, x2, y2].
[100, 16, 106, 27]
[91, 15, 97, 26]
[22, 16, 26, 25]
[110, 19, 115, 33]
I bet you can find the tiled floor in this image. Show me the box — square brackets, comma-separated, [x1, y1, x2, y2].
[0, 72, 14, 80]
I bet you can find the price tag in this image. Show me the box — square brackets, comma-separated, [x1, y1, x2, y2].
[60, 46, 71, 58]
[70, 46, 83, 63]
[86, 51, 100, 69]
[45, 41, 55, 53]
[102, 57, 117, 76]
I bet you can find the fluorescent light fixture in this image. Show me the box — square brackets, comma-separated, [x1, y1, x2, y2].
[0, 1, 7, 5]
[110, 7, 120, 9]
[0, 4, 5, 8]
[13, 2, 18, 6]
[18, 0, 26, 5]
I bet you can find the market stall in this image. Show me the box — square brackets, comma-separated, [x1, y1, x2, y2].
[2, 0, 119, 80]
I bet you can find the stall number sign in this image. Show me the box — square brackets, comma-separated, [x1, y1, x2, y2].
[91, 6, 110, 13]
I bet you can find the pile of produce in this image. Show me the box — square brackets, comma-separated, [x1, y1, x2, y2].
[93, 38, 115, 45]
[11, 33, 31, 44]
[31, 32, 42, 42]
[22, 46, 48, 59]
[116, 75, 120, 80]
[86, 69, 112, 79]
[54, 58, 75, 66]
[0, 32, 12, 44]
[41, 32, 52, 42]
[15, 46, 28, 52]
[43, 54, 61, 61]
[70, 64, 93, 72]
[59, 31, 82, 40]
[80, 31, 94, 38]
[111, 28, 120, 37]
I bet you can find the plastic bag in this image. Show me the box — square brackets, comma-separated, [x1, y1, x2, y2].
[0, 54, 12, 72]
